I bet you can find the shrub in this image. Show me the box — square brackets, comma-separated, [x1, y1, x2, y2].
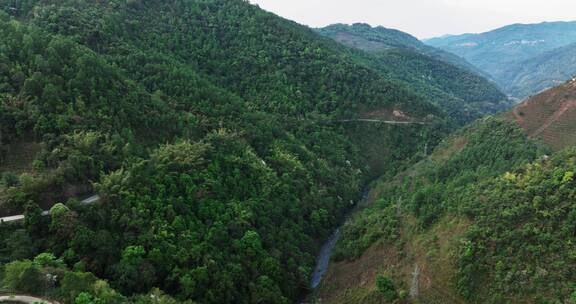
[376, 275, 398, 301]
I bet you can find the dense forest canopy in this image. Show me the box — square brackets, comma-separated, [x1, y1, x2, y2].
[317, 113, 576, 303]
[0, 0, 457, 303]
[316, 23, 511, 124]
[3, 1, 563, 304]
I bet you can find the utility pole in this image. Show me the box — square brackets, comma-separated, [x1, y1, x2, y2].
[410, 264, 420, 299]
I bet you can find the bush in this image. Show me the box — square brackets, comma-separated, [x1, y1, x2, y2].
[1, 172, 19, 187]
[376, 275, 398, 301]
[60, 271, 98, 303]
[2, 260, 44, 294]
[33, 252, 66, 268]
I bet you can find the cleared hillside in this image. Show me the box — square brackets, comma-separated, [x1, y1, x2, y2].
[508, 78, 576, 150]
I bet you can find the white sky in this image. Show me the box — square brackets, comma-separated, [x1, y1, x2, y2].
[249, 0, 576, 39]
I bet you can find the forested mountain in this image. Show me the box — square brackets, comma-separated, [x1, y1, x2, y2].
[2, 1, 570, 304]
[314, 80, 576, 303]
[0, 0, 452, 303]
[318, 23, 484, 75]
[502, 43, 576, 98]
[425, 21, 576, 99]
[317, 23, 511, 123]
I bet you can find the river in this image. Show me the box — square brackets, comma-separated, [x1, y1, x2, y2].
[309, 189, 370, 289]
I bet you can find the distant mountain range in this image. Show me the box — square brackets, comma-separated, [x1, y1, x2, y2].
[425, 21, 576, 99]
[317, 24, 511, 123]
[319, 23, 486, 77]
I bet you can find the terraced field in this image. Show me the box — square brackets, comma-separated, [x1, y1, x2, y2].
[509, 78, 576, 150]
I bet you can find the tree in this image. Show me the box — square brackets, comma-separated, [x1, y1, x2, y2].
[33, 252, 65, 268]
[60, 271, 97, 303]
[114, 246, 156, 293]
[2, 260, 44, 294]
[6, 229, 37, 261]
[376, 275, 398, 302]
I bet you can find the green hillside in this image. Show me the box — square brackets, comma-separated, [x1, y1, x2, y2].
[313, 78, 576, 304]
[3, 2, 574, 304]
[314, 115, 576, 303]
[318, 23, 484, 75]
[317, 24, 511, 123]
[0, 1, 450, 303]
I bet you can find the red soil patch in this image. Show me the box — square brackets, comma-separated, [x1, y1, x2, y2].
[314, 244, 399, 303]
[510, 79, 576, 150]
[359, 108, 414, 122]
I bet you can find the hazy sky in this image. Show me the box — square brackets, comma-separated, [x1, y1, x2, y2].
[249, 0, 576, 38]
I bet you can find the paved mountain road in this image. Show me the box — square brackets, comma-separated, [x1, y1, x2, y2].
[0, 195, 100, 223]
[0, 295, 59, 303]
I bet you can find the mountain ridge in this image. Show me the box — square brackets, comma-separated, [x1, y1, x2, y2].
[425, 20, 576, 99]
[317, 23, 511, 123]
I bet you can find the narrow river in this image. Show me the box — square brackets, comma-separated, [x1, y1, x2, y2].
[309, 189, 370, 289]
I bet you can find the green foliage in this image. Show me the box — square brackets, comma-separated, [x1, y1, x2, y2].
[75, 292, 104, 304]
[407, 117, 541, 228]
[317, 23, 510, 124]
[2, 256, 126, 304]
[33, 252, 65, 268]
[2, 260, 43, 294]
[454, 148, 576, 302]
[0, 1, 451, 303]
[333, 199, 399, 261]
[60, 271, 98, 303]
[376, 275, 398, 301]
[331, 116, 545, 293]
[1, 172, 19, 187]
[3, 229, 37, 261]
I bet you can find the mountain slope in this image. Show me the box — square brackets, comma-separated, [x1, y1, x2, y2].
[314, 117, 547, 303]
[0, 1, 450, 303]
[318, 23, 484, 75]
[508, 78, 576, 150]
[315, 79, 576, 304]
[503, 42, 576, 98]
[425, 21, 576, 98]
[317, 23, 511, 123]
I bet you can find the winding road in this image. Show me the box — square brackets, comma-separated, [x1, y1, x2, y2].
[0, 295, 59, 303]
[336, 119, 429, 125]
[0, 195, 100, 223]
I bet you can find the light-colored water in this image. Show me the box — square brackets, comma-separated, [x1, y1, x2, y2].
[310, 228, 342, 289]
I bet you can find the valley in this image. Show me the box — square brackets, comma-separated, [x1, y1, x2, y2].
[0, 1, 575, 304]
